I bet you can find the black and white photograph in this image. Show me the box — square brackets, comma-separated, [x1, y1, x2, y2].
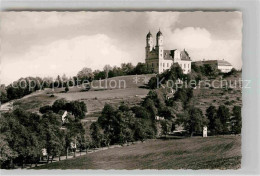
[0, 11, 243, 170]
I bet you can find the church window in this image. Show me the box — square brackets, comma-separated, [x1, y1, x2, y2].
[163, 63, 165, 67]
[184, 64, 186, 68]
[167, 63, 169, 67]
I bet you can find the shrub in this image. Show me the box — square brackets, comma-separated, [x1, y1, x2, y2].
[224, 101, 231, 105]
[39, 105, 53, 114]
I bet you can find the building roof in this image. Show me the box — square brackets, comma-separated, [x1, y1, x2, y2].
[156, 30, 163, 37]
[217, 60, 232, 66]
[193, 60, 232, 66]
[163, 50, 174, 60]
[163, 49, 191, 61]
[180, 49, 191, 61]
[146, 31, 152, 38]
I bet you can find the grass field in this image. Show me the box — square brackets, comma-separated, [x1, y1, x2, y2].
[35, 135, 241, 170]
[11, 74, 154, 114]
[13, 93, 57, 113]
[52, 74, 154, 113]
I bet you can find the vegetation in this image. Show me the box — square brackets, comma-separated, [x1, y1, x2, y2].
[0, 99, 87, 169]
[35, 136, 241, 170]
[0, 59, 242, 169]
[40, 99, 87, 120]
[177, 106, 208, 137]
[1, 62, 154, 104]
[92, 103, 157, 147]
[206, 105, 241, 135]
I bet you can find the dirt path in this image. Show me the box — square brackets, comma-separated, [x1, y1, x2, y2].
[24, 143, 131, 169]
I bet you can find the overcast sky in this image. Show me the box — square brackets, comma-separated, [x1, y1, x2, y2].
[0, 12, 242, 85]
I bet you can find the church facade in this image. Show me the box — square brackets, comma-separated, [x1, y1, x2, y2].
[145, 30, 192, 74]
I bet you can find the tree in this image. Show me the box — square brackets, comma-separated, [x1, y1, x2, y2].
[203, 64, 219, 77]
[77, 67, 94, 82]
[0, 134, 18, 168]
[179, 107, 208, 137]
[118, 103, 130, 112]
[0, 91, 8, 104]
[90, 122, 103, 148]
[161, 120, 169, 138]
[231, 106, 242, 134]
[158, 106, 175, 120]
[103, 65, 112, 78]
[206, 105, 219, 135]
[66, 101, 87, 119]
[171, 122, 176, 132]
[62, 74, 68, 82]
[39, 105, 53, 114]
[131, 106, 150, 119]
[41, 112, 64, 163]
[65, 84, 69, 92]
[52, 99, 68, 113]
[93, 70, 106, 80]
[133, 120, 146, 142]
[132, 62, 152, 75]
[0, 110, 43, 168]
[217, 105, 231, 134]
[142, 98, 158, 119]
[147, 77, 158, 89]
[121, 63, 134, 75]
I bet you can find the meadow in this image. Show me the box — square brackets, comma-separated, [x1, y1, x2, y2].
[35, 135, 241, 169]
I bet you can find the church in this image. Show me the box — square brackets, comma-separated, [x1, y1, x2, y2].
[145, 30, 192, 74]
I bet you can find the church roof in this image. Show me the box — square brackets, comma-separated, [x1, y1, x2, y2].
[156, 30, 163, 37]
[163, 50, 174, 60]
[180, 49, 191, 61]
[163, 49, 191, 61]
[146, 31, 152, 38]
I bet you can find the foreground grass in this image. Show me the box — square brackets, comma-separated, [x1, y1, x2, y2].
[35, 135, 241, 170]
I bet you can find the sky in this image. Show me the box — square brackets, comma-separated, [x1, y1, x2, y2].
[0, 12, 242, 85]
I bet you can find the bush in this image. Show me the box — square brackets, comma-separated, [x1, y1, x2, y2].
[39, 105, 53, 114]
[224, 101, 231, 105]
[65, 85, 69, 92]
[131, 106, 150, 119]
[147, 77, 157, 89]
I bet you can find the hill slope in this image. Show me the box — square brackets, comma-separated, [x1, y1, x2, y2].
[35, 135, 241, 170]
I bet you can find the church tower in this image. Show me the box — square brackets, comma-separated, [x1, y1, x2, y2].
[145, 31, 153, 59]
[155, 29, 164, 60]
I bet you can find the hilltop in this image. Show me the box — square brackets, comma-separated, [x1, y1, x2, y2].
[11, 74, 155, 114]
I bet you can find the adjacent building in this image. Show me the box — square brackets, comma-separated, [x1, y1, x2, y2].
[145, 30, 192, 74]
[193, 60, 233, 73]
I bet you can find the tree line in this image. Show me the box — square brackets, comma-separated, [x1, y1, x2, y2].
[0, 99, 87, 169]
[0, 62, 153, 104]
[147, 62, 242, 136]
